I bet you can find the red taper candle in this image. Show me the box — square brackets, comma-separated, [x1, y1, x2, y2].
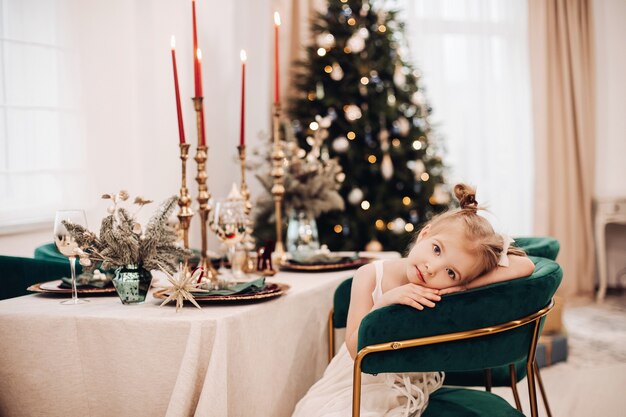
[273, 12, 280, 105]
[197, 48, 206, 146]
[239, 50, 247, 147]
[170, 36, 185, 144]
[192, 0, 200, 97]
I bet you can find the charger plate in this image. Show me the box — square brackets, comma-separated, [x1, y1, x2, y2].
[152, 282, 290, 304]
[27, 280, 117, 295]
[280, 257, 373, 272]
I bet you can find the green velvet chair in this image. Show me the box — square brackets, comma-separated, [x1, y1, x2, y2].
[0, 255, 70, 300]
[353, 256, 562, 417]
[328, 237, 560, 415]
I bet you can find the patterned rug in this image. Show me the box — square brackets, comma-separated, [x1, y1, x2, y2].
[563, 294, 626, 368]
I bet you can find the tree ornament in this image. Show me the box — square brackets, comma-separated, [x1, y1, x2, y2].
[365, 239, 383, 252]
[392, 217, 406, 234]
[412, 159, 426, 178]
[348, 188, 364, 205]
[316, 32, 335, 49]
[344, 104, 362, 121]
[316, 82, 325, 100]
[431, 184, 451, 205]
[396, 117, 410, 136]
[332, 136, 350, 153]
[381, 153, 394, 180]
[346, 32, 366, 53]
[330, 62, 344, 81]
[393, 64, 406, 87]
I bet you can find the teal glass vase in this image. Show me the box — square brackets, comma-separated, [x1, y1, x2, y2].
[112, 264, 153, 304]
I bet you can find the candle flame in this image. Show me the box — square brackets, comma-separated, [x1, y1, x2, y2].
[171, 36, 176, 49]
[196, 48, 202, 61]
[274, 12, 281, 26]
[240, 50, 247, 62]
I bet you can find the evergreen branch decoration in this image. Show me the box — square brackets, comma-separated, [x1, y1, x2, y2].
[250, 114, 345, 240]
[63, 193, 190, 274]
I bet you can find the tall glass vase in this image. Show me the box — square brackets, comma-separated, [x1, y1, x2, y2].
[286, 210, 320, 260]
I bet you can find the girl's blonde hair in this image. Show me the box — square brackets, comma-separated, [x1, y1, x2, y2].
[420, 183, 525, 280]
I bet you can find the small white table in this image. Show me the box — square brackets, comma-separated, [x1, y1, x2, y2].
[594, 197, 626, 302]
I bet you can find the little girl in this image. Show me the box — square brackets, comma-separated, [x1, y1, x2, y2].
[292, 183, 535, 417]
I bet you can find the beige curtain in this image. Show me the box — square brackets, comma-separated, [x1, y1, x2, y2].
[529, 0, 596, 297]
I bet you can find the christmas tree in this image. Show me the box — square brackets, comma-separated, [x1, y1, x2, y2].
[288, 0, 449, 252]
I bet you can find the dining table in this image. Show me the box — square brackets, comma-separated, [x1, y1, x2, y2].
[0, 253, 398, 417]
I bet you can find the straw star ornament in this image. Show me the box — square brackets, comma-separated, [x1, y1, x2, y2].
[158, 264, 208, 311]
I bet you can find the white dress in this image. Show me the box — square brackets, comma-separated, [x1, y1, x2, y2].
[292, 260, 444, 417]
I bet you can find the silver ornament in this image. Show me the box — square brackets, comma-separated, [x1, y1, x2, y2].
[332, 136, 350, 153]
[348, 188, 364, 205]
[344, 104, 362, 121]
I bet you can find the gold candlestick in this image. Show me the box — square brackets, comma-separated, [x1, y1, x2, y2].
[192, 97, 218, 283]
[177, 143, 193, 250]
[237, 145, 252, 216]
[271, 102, 286, 261]
[238, 145, 256, 272]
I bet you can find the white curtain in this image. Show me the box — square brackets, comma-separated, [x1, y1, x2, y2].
[397, 0, 534, 235]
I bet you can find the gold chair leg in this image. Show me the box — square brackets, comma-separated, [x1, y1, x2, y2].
[328, 310, 335, 363]
[534, 361, 553, 417]
[526, 320, 542, 417]
[352, 358, 363, 417]
[509, 363, 522, 411]
[485, 368, 493, 392]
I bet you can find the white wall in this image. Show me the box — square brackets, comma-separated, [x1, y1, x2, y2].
[0, 0, 278, 256]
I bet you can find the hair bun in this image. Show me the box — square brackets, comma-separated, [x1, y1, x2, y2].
[454, 183, 478, 211]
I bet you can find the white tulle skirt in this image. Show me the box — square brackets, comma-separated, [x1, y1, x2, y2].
[292, 343, 444, 417]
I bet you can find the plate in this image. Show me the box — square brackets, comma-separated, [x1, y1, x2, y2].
[153, 282, 290, 304]
[27, 280, 117, 295]
[279, 257, 373, 272]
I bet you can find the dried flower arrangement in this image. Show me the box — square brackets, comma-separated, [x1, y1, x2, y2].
[253, 115, 345, 219]
[63, 191, 190, 274]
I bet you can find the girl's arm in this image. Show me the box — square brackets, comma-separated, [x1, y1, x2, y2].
[344, 261, 441, 359]
[439, 255, 535, 295]
[345, 264, 377, 360]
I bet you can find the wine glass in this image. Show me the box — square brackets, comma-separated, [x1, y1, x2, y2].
[209, 199, 247, 287]
[54, 210, 89, 305]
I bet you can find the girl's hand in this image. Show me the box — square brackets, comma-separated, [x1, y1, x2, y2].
[376, 283, 441, 311]
[439, 284, 467, 295]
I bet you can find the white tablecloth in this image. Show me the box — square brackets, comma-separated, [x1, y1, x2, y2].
[0, 267, 358, 417]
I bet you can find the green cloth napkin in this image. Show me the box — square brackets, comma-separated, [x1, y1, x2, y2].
[59, 274, 112, 289]
[193, 277, 266, 296]
[288, 253, 360, 266]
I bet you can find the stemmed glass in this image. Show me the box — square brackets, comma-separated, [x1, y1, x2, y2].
[54, 210, 88, 305]
[209, 199, 247, 287]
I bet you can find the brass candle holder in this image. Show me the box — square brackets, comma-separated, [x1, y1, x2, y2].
[237, 145, 253, 216]
[177, 143, 193, 250]
[238, 144, 256, 273]
[192, 96, 218, 283]
[271, 102, 286, 261]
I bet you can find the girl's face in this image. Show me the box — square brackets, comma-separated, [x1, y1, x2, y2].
[405, 225, 480, 289]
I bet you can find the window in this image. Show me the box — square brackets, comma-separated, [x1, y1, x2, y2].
[0, 0, 86, 231]
[398, 0, 534, 235]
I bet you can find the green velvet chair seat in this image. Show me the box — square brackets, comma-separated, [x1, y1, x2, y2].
[0, 255, 70, 300]
[423, 387, 524, 417]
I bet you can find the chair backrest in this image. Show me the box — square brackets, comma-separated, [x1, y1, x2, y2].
[356, 257, 562, 374]
[514, 237, 559, 261]
[0, 255, 69, 300]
